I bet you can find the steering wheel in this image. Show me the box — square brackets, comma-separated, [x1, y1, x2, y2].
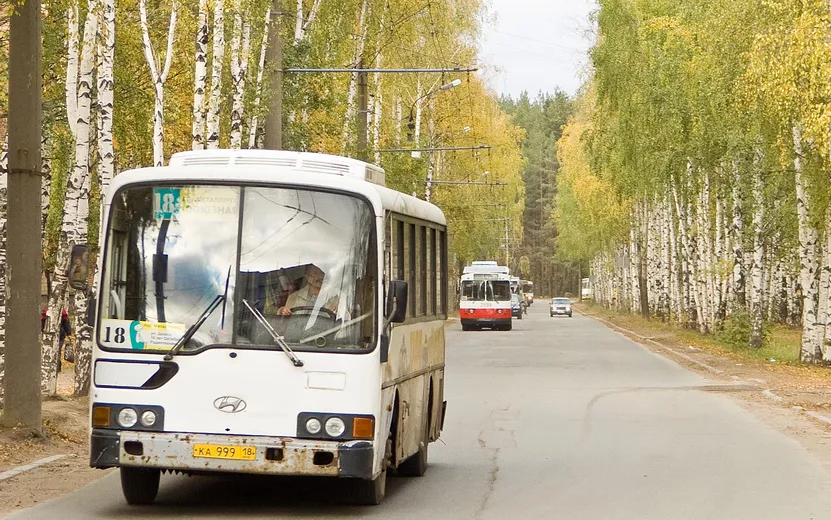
[290, 306, 337, 320]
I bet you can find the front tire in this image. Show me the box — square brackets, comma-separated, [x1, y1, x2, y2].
[461, 323, 471, 331]
[347, 470, 386, 505]
[120, 467, 160, 505]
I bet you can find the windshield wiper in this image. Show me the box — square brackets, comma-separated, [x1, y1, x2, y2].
[164, 267, 232, 361]
[163, 294, 226, 361]
[242, 299, 304, 367]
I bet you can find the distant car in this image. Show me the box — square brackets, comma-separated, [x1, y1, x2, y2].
[511, 293, 527, 319]
[550, 297, 572, 317]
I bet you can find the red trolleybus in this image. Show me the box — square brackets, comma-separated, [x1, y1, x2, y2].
[459, 263, 512, 331]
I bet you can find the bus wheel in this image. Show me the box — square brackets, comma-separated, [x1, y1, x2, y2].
[347, 469, 387, 505]
[461, 323, 471, 331]
[504, 323, 513, 331]
[120, 467, 160, 505]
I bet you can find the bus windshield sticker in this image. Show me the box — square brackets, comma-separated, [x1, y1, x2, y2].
[100, 319, 187, 350]
[153, 188, 181, 220]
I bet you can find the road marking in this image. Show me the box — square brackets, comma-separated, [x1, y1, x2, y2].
[0, 454, 68, 482]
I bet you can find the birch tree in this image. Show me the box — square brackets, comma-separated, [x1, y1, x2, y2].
[192, 0, 209, 150]
[98, 0, 115, 195]
[229, 0, 251, 149]
[748, 151, 765, 349]
[206, 0, 225, 149]
[139, 0, 178, 167]
[42, 0, 98, 396]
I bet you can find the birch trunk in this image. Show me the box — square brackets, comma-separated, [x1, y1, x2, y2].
[249, 8, 270, 149]
[192, 0, 209, 150]
[673, 175, 695, 327]
[668, 196, 682, 322]
[0, 135, 7, 403]
[230, 7, 251, 149]
[294, 0, 323, 41]
[714, 185, 725, 328]
[206, 0, 225, 149]
[44, 1, 97, 396]
[748, 149, 765, 349]
[98, 0, 115, 195]
[139, 0, 178, 167]
[340, 0, 370, 155]
[820, 207, 831, 361]
[731, 158, 746, 309]
[792, 125, 822, 362]
[65, 5, 80, 140]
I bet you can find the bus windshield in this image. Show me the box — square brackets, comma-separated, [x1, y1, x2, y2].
[98, 185, 377, 354]
[461, 280, 512, 301]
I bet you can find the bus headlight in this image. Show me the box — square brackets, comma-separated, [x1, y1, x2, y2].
[468, 309, 474, 314]
[305, 418, 322, 435]
[117, 407, 138, 428]
[140, 410, 157, 427]
[325, 417, 346, 437]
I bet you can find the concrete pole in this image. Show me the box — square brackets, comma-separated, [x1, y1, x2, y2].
[263, 6, 282, 150]
[4, 0, 43, 432]
[356, 68, 368, 161]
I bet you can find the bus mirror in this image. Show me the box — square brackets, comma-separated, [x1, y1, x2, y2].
[68, 244, 90, 291]
[87, 297, 97, 326]
[386, 280, 408, 323]
[380, 334, 389, 363]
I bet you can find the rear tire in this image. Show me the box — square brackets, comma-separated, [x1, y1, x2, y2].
[569, 313, 573, 317]
[505, 322, 512, 331]
[120, 467, 160, 505]
[461, 323, 471, 331]
[398, 440, 428, 476]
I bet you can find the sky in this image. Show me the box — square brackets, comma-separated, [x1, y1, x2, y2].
[479, 0, 598, 99]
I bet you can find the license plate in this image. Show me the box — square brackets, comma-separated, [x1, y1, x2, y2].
[192, 444, 257, 460]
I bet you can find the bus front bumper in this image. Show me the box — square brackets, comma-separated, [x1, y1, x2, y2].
[90, 429, 374, 479]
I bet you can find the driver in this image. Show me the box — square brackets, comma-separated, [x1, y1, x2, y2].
[277, 265, 339, 316]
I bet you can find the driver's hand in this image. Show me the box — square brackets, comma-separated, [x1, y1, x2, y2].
[279, 306, 292, 316]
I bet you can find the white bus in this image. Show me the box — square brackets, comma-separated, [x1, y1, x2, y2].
[459, 265, 512, 331]
[80, 150, 448, 506]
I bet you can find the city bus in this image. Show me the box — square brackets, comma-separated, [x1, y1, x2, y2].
[521, 280, 534, 305]
[459, 263, 512, 331]
[80, 149, 448, 506]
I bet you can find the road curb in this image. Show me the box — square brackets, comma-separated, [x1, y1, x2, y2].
[762, 389, 784, 402]
[0, 454, 68, 482]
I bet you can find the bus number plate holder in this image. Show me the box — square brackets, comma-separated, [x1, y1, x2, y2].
[192, 444, 257, 461]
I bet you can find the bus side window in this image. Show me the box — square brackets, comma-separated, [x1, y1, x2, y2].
[439, 230, 447, 316]
[419, 225, 427, 316]
[430, 228, 437, 315]
[396, 219, 405, 281]
[408, 223, 416, 317]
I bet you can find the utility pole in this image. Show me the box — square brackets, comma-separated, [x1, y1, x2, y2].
[263, 5, 282, 150]
[4, 0, 43, 431]
[356, 66, 368, 161]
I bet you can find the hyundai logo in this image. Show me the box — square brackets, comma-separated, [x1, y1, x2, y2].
[214, 396, 247, 413]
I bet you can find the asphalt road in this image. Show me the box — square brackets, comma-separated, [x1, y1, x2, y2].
[8, 305, 831, 519]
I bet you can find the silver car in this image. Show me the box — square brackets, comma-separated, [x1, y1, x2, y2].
[550, 297, 573, 317]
